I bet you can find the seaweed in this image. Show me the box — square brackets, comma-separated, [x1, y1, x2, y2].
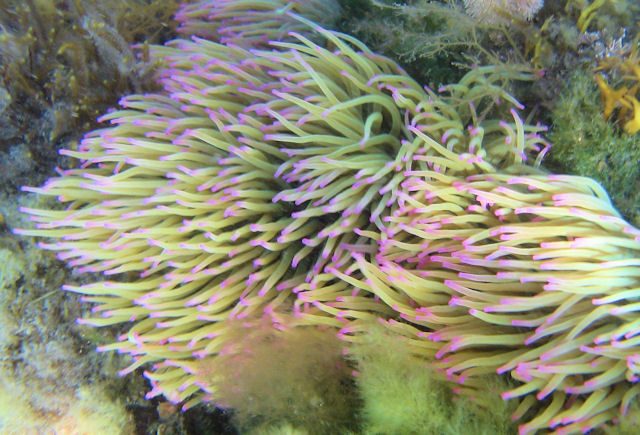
[0, 0, 182, 193]
[546, 71, 640, 226]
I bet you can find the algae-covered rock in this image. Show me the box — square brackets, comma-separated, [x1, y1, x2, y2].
[547, 71, 640, 226]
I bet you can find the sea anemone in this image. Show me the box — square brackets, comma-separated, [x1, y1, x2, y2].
[353, 168, 640, 433]
[14, 0, 536, 406]
[14, 0, 640, 433]
[175, 0, 342, 45]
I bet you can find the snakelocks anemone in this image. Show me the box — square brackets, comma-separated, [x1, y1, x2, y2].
[15, 0, 640, 433]
[356, 170, 640, 433]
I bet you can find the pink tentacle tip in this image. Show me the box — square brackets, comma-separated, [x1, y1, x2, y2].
[435, 346, 450, 359]
[501, 391, 515, 400]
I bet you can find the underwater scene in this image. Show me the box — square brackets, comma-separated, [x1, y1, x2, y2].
[1, 0, 640, 434]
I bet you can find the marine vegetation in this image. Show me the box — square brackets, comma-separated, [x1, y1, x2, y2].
[594, 39, 640, 135]
[0, 0, 182, 192]
[547, 71, 640, 227]
[14, 0, 640, 434]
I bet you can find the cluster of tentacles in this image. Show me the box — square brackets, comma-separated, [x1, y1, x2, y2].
[16, 1, 640, 433]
